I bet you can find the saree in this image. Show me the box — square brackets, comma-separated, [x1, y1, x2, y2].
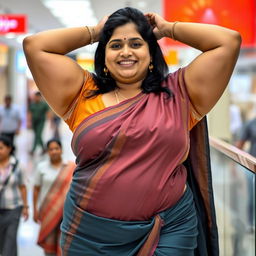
[37, 162, 75, 255]
[61, 69, 219, 255]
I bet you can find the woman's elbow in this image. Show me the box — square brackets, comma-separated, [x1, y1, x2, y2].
[22, 35, 37, 55]
[229, 30, 242, 51]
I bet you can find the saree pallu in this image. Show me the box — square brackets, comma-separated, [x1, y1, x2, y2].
[185, 117, 219, 256]
[37, 162, 75, 255]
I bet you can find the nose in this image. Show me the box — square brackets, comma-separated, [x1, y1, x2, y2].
[120, 45, 132, 57]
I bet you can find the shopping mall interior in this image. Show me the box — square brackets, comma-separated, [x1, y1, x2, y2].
[0, 0, 255, 255]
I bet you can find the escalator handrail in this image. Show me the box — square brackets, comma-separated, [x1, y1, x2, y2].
[209, 136, 256, 173]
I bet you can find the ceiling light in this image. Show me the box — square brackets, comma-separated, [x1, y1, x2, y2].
[43, 0, 97, 27]
[137, 1, 147, 9]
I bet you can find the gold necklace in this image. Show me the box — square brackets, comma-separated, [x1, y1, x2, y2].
[114, 89, 120, 104]
[114, 89, 129, 104]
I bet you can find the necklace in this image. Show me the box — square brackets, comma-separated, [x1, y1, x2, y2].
[114, 89, 129, 104]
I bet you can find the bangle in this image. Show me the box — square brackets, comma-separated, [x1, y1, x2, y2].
[85, 26, 94, 44]
[171, 21, 179, 41]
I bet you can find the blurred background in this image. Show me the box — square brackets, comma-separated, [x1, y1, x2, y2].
[0, 0, 255, 256]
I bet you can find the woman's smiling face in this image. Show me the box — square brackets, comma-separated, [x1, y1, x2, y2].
[105, 22, 151, 86]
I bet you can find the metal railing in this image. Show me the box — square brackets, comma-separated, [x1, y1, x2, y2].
[209, 137, 255, 256]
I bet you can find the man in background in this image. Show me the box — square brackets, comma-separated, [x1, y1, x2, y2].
[236, 116, 256, 234]
[0, 95, 21, 144]
[28, 92, 49, 156]
[236, 117, 256, 157]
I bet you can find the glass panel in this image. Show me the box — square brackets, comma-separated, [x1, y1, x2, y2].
[210, 146, 255, 256]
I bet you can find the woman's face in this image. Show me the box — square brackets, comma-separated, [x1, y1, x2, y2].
[47, 142, 62, 162]
[105, 22, 151, 86]
[0, 141, 11, 162]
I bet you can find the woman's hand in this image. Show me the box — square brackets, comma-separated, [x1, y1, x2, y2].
[145, 13, 168, 40]
[33, 208, 40, 223]
[94, 15, 109, 42]
[22, 206, 29, 221]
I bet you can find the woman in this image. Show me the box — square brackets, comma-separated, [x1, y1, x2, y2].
[23, 7, 241, 256]
[0, 135, 29, 256]
[33, 139, 75, 256]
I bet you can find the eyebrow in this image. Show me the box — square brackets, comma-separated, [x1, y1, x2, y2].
[108, 37, 144, 44]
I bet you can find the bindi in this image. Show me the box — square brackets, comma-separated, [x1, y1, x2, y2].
[123, 37, 127, 40]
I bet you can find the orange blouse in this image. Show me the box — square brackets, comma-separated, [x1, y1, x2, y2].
[64, 71, 201, 132]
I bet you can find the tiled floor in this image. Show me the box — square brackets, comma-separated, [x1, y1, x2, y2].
[16, 120, 75, 256]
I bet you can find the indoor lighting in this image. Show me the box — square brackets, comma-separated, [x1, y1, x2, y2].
[43, 0, 97, 27]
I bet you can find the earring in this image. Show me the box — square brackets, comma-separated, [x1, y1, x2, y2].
[149, 62, 154, 72]
[104, 67, 108, 76]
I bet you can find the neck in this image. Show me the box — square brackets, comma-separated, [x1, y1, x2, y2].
[116, 80, 142, 91]
[116, 82, 142, 96]
[0, 157, 10, 168]
[50, 159, 62, 167]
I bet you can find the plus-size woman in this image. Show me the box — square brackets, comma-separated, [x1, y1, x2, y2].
[23, 7, 241, 255]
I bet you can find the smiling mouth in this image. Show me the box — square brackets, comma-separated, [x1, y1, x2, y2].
[117, 60, 137, 66]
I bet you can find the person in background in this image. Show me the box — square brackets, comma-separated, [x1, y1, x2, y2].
[50, 111, 61, 140]
[236, 116, 256, 233]
[236, 117, 256, 157]
[0, 95, 21, 145]
[23, 7, 241, 256]
[28, 92, 49, 156]
[0, 135, 29, 256]
[229, 101, 243, 143]
[33, 139, 75, 256]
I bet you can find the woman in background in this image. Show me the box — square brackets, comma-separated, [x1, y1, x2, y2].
[0, 135, 29, 256]
[33, 139, 75, 256]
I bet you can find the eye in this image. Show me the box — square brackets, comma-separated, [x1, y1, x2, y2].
[109, 43, 122, 49]
[131, 42, 142, 48]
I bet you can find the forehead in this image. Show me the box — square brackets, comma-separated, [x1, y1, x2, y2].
[0, 141, 8, 147]
[48, 142, 61, 148]
[110, 23, 142, 40]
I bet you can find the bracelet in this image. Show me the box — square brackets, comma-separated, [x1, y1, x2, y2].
[171, 21, 179, 41]
[85, 26, 94, 44]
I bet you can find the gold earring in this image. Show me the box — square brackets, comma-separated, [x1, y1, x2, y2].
[104, 67, 108, 76]
[149, 62, 153, 72]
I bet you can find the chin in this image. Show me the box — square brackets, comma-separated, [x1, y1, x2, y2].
[116, 74, 145, 83]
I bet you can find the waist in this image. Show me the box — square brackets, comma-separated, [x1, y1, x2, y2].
[70, 165, 187, 221]
[61, 184, 194, 252]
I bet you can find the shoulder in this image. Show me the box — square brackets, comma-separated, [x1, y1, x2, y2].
[163, 68, 188, 97]
[62, 71, 98, 123]
[36, 160, 50, 172]
[244, 118, 256, 132]
[12, 105, 21, 114]
[163, 69, 183, 87]
[9, 157, 22, 173]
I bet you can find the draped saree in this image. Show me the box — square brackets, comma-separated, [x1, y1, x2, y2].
[37, 162, 75, 255]
[61, 69, 219, 255]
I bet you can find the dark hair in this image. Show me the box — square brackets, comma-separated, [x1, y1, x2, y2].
[91, 7, 171, 97]
[0, 135, 15, 155]
[46, 138, 62, 149]
[5, 95, 12, 100]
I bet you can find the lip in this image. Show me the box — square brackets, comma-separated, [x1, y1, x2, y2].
[117, 60, 137, 67]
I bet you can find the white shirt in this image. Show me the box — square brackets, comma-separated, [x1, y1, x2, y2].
[34, 159, 67, 208]
[0, 105, 21, 133]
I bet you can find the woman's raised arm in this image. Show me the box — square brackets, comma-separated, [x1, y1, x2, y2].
[23, 19, 106, 117]
[146, 13, 242, 117]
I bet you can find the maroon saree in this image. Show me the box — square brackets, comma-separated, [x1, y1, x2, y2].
[61, 69, 219, 255]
